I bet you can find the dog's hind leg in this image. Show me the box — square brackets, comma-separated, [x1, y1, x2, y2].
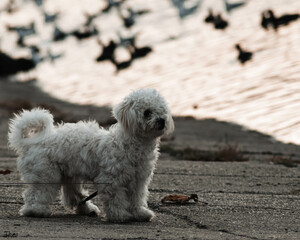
[61, 179, 100, 216]
[19, 160, 61, 217]
[21, 183, 60, 217]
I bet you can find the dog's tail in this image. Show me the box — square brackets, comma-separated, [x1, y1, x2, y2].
[8, 108, 54, 153]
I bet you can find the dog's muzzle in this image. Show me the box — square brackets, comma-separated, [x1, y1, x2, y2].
[156, 118, 165, 130]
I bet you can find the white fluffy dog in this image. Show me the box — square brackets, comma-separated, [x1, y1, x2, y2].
[8, 88, 174, 222]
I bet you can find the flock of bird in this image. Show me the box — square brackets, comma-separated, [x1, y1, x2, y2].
[0, 0, 300, 78]
[0, 0, 153, 77]
[201, 1, 299, 64]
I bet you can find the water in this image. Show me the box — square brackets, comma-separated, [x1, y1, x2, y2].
[1, 0, 300, 144]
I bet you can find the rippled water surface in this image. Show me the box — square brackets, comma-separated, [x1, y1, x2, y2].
[1, 0, 300, 144]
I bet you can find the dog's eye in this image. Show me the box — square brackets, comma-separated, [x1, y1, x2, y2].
[144, 109, 152, 118]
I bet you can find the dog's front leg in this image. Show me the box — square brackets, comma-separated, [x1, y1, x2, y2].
[100, 185, 134, 223]
[129, 173, 155, 222]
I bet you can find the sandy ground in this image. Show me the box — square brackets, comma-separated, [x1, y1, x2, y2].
[0, 80, 299, 239]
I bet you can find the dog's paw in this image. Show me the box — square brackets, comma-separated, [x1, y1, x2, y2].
[20, 204, 52, 218]
[133, 207, 155, 222]
[76, 201, 100, 216]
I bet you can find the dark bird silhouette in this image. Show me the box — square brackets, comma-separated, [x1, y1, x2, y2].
[131, 46, 152, 60]
[213, 14, 228, 30]
[83, 12, 100, 27]
[44, 11, 59, 23]
[261, 12, 270, 29]
[16, 35, 25, 47]
[171, 0, 202, 20]
[71, 26, 99, 40]
[7, 22, 36, 38]
[204, 9, 214, 23]
[235, 44, 252, 64]
[53, 26, 69, 41]
[0, 51, 35, 77]
[96, 40, 117, 62]
[111, 57, 133, 72]
[224, 0, 247, 13]
[119, 7, 151, 28]
[117, 32, 137, 48]
[29, 46, 43, 65]
[120, 8, 136, 28]
[261, 9, 300, 30]
[34, 0, 43, 7]
[47, 49, 63, 63]
[102, 0, 124, 13]
[135, 9, 151, 16]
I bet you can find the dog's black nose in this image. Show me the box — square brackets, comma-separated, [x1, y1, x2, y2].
[157, 118, 165, 130]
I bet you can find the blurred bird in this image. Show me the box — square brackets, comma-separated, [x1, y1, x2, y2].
[135, 9, 151, 16]
[34, 0, 43, 7]
[235, 44, 252, 64]
[7, 22, 36, 38]
[111, 57, 133, 72]
[29, 45, 43, 65]
[17, 36, 25, 47]
[44, 11, 59, 23]
[261, 12, 270, 29]
[47, 49, 63, 63]
[53, 26, 69, 41]
[261, 9, 300, 30]
[204, 9, 214, 23]
[102, 0, 124, 13]
[96, 40, 117, 62]
[131, 46, 152, 60]
[117, 32, 137, 48]
[120, 8, 136, 28]
[213, 14, 228, 29]
[71, 26, 99, 40]
[224, 0, 247, 14]
[0, 51, 35, 77]
[83, 12, 100, 27]
[170, 0, 202, 20]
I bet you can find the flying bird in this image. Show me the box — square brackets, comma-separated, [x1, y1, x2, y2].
[53, 26, 69, 41]
[0, 51, 35, 77]
[71, 26, 99, 40]
[224, 0, 247, 14]
[204, 9, 214, 23]
[47, 49, 63, 63]
[96, 40, 117, 62]
[261, 9, 299, 30]
[171, 0, 202, 20]
[102, 0, 124, 13]
[131, 46, 152, 60]
[235, 44, 252, 64]
[7, 22, 36, 38]
[213, 14, 228, 30]
[44, 11, 59, 23]
[111, 57, 133, 72]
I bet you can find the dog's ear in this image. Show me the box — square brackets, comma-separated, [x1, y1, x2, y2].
[113, 99, 136, 132]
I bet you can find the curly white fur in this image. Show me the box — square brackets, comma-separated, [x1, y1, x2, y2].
[8, 88, 174, 222]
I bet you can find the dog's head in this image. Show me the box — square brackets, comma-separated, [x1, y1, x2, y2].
[113, 88, 174, 139]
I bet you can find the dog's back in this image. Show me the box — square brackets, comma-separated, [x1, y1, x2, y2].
[8, 108, 108, 178]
